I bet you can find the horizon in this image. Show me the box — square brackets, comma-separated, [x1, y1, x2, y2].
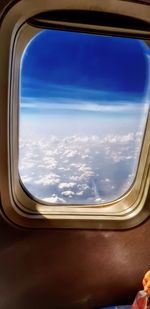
[19, 29, 150, 204]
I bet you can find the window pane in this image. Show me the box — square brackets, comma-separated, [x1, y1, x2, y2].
[19, 30, 150, 205]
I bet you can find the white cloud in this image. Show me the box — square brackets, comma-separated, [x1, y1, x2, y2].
[58, 182, 76, 189]
[19, 131, 143, 204]
[103, 133, 134, 144]
[61, 191, 75, 197]
[34, 174, 60, 186]
[105, 178, 110, 183]
[21, 175, 33, 184]
[95, 197, 105, 203]
[21, 99, 149, 114]
[43, 195, 66, 203]
[76, 191, 84, 196]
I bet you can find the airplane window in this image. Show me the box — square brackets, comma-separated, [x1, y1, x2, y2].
[19, 29, 150, 205]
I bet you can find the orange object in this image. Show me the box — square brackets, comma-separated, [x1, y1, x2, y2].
[132, 271, 150, 309]
[143, 270, 150, 295]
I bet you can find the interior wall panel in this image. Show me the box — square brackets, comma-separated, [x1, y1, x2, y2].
[0, 212, 149, 308]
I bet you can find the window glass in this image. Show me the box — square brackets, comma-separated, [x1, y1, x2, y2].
[19, 30, 150, 204]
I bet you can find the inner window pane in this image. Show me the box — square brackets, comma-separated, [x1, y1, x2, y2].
[19, 29, 150, 205]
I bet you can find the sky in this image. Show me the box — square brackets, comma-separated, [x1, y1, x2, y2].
[19, 30, 150, 204]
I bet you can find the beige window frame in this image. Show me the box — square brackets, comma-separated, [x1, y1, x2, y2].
[0, 0, 150, 229]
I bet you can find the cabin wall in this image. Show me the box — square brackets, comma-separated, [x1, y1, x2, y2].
[0, 211, 150, 309]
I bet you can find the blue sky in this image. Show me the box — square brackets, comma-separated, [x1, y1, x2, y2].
[20, 29, 149, 110]
[19, 30, 150, 204]
[20, 29, 150, 141]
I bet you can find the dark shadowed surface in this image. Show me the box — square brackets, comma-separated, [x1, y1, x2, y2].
[0, 212, 150, 309]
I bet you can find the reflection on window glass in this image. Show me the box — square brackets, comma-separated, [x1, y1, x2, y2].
[19, 30, 150, 205]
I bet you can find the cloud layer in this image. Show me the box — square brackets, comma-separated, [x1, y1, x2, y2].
[19, 131, 143, 205]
